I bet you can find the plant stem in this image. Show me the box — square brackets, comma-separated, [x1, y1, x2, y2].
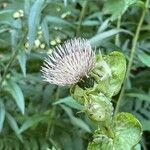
[115, 17, 121, 46]
[114, 0, 149, 116]
[0, 32, 27, 88]
[0, 49, 19, 87]
[76, 0, 88, 36]
[45, 86, 59, 139]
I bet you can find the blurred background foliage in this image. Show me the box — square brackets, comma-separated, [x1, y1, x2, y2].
[0, 0, 150, 149]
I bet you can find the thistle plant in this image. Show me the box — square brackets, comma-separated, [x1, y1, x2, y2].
[41, 38, 142, 150]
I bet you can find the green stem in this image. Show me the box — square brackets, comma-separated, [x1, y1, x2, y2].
[0, 33, 27, 88]
[115, 17, 121, 46]
[0, 49, 19, 87]
[45, 87, 59, 139]
[76, 0, 88, 36]
[114, 0, 149, 116]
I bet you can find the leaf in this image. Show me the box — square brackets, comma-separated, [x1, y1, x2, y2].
[41, 17, 50, 46]
[113, 113, 142, 150]
[19, 115, 47, 133]
[4, 79, 25, 114]
[45, 16, 74, 28]
[89, 29, 133, 47]
[0, 101, 5, 132]
[134, 144, 141, 150]
[141, 120, 150, 131]
[103, 0, 137, 20]
[98, 19, 110, 33]
[125, 92, 150, 102]
[95, 51, 126, 98]
[88, 113, 142, 150]
[53, 96, 84, 110]
[61, 105, 91, 133]
[137, 51, 150, 67]
[6, 113, 23, 141]
[28, 0, 45, 48]
[17, 49, 27, 76]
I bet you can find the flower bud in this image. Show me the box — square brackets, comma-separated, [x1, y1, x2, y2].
[85, 93, 113, 122]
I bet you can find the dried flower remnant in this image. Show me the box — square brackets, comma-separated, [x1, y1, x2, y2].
[41, 38, 95, 86]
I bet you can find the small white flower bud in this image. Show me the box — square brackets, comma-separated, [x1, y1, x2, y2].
[34, 39, 41, 48]
[13, 12, 20, 19]
[40, 43, 45, 49]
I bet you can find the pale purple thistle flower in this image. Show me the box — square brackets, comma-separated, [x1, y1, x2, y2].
[41, 38, 95, 86]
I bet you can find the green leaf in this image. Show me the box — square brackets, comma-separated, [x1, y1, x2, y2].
[41, 17, 50, 46]
[61, 105, 91, 133]
[141, 120, 150, 131]
[125, 92, 150, 102]
[90, 29, 133, 47]
[53, 96, 84, 110]
[19, 115, 47, 133]
[113, 112, 142, 150]
[134, 144, 141, 150]
[137, 51, 150, 67]
[4, 79, 25, 114]
[103, 0, 137, 20]
[17, 49, 26, 76]
[28, 0, 45, 48]
[89, 113, 142, 150]
[46, 16, 74, 28]
[85, 93, 113, 122]
[6, 113, 23, 142]
[95, 51, 126, 98]
[0, 101, 5, 132]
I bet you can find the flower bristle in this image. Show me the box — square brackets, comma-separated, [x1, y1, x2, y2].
[41, 38, 95, 86]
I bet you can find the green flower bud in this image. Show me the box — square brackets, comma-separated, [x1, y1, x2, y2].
[85, 93, 113, 122]
[88, 134, 113, 150]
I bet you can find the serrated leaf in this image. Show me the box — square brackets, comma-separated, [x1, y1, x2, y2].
[137, 51, 150, 67]
[0, 101, 5, 132]
[104, 0, 137, 20]
[89, 113, 142, 150]
[28, 0, 45, 48]
[95, 51, 126, 98]
[6, 113, 23, 141]
[53, 96, 84, 110]
[113, 112, 142, 150]
[4, 79, 25, 114]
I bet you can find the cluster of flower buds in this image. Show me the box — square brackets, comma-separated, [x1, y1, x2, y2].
[13, 10, 24, 19]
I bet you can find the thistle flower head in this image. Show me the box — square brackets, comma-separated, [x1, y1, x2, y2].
[41, 38, 95, 86]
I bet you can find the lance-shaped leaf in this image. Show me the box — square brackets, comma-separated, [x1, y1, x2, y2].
[0, 101, 5, 132]
[4, 79, 25, 114]
[103, 0, 137, 20]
